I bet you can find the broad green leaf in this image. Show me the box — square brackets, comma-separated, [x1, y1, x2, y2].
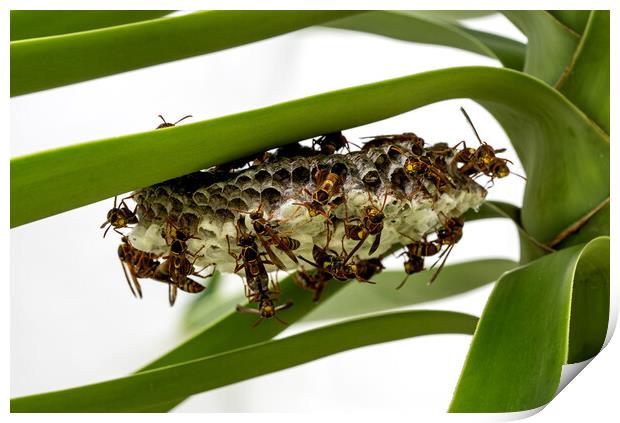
[414, 11, 499, 21]
[140, 274, 347, 372]
[301, 259, 516, 322]
[10, 10, 173, 41]
[555, 11, 610, 133]
[143, 271, 354, 411]
[324, 11, 525, 69]
[11, 310, 478, 412]
[463, 200, 520, 223]
[181, 272, 242, 333]
[457, 26, 526, 70]
[548, 10, 590, 34]
[449, 237, 609, 412]
[503, 11, 579, 84]
[10, 10, 361, 96]
[12, 66, 609, 262]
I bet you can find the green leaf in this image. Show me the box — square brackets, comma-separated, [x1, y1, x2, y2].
[10, 10, 173, 41]
[324, 11, 525, 69]
[11, 310, 478, 412]
[463, 200, 520, 223]
[140, 272, 351, 411]
[413, 10, 499, 21]
[10, 10, 361, 96]
[555, 11, 610, 133]
[141, 274, 346, 372]
[12, 66, 609, 265]
[449, 237, 609, 412]
[181, 272, 242, 333]
[503, 11, 580, 84]
[548, 10, 591, 34]
[301, 259, 516, 322]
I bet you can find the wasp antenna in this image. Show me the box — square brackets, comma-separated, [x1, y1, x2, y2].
[174, 115, 193, 125]
[513, 172, 528, 181]
[428, 244, 450, 270]
[103, 224, 113, 238]
[396, 273, 410, 290]
[428, 244, 454, 285]
[299, 255, 320, 268]
[460, 107, 484, 145]
[158, 115, 167, 124]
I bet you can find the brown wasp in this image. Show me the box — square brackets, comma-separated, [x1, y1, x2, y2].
[312, 131, 351, 155]
[234, 204, 300, 271]
[299, 245, 374, 284]
[294, 164, 346, 222]
[352, 257, 385, 281]
[155, 251, 210, 306]
[156, 115, 192, 129]
[361, 132, 425, 155]
[156, 216, 210, 305]
[227, 218, 274, 296]
[101, 195, 139, 238]
[398, 255, 424, 289]
[117, 236, 161, 298]
[165, 274, 208, 306]
[236, 284, 293, 327]
[156, 233, 208, 306]
[160, 215, 200, 247]
[395, 237, 441, 289]
[453, 108, 525, 185]
[402, 154, 455, 194]
[427, 214, 464, 285]
[343, 192, 388, 258]
[293, 268, 332, 302]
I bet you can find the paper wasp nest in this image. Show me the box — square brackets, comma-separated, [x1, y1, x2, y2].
[128, 140, 487, 273]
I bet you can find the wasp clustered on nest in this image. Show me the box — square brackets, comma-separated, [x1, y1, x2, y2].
[103, 109, 514, 325]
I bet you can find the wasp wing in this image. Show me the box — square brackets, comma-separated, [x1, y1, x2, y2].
[368, 231, 382, 256]
[256, 232, 288, 271]
[168, 283, 178, 306]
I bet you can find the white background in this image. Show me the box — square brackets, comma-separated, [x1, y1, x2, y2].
[6, 4, 618, 419]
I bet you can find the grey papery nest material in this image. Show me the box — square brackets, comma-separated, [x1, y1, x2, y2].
[128, 140, 487, 273]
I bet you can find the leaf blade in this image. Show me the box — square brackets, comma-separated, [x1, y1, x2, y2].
[449, 237, 609, 412]
[10, 10, 362, 96]
[503, 10, 579, 84]
[10, 10, 173, 41]
[324, 11, 525, 69]
[555, 11, 610, 133]
[11, 310, 478, 412]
